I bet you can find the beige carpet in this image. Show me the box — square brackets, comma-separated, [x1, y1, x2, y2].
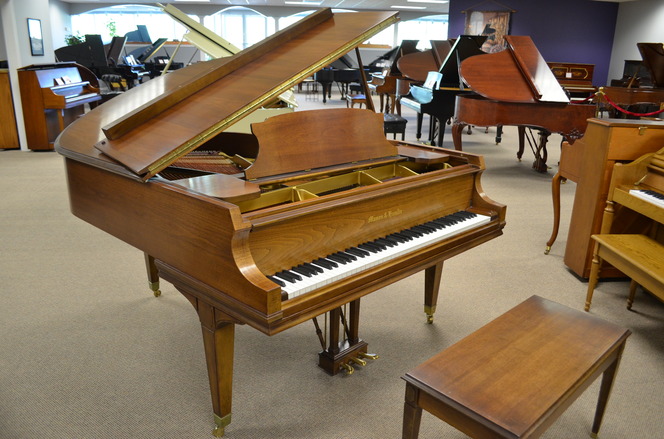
[1, 89, 663, 439]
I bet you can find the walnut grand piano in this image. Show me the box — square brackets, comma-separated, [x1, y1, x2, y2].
[55, 9, 506, 437]
[452, 35, 596, 172]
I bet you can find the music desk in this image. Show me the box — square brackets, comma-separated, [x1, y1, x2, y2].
[401, 296, 630, 439]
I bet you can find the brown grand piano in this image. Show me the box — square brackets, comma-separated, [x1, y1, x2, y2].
[18, 62, 101, 150]
[453, 36, 596, 172]
[366, 40, 419, 113]
[399, 36, 486, 146]
[55, 9, 506, 437]
[600, 42, 664, 118]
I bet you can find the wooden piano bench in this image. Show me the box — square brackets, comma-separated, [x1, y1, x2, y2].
[401, 296, 630, 439]
[346, 94, 366, 108]
[384, 113, 408, 140]
[585, 234, 664, 311]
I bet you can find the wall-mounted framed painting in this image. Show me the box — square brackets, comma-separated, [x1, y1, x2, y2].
[27, 18, 44, 56]
[464, 10, 512, 53]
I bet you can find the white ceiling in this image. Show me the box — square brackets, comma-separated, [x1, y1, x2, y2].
[60, 0, 453, 14]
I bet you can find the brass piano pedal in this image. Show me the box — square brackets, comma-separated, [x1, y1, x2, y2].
[340, 362, 354, 375]
[358, 352, 379, 361]
[350, 357, 367, 367]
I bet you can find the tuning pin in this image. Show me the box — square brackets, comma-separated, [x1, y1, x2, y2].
[340, 363, 354, 375]
[358, 352, 379, 360]
[350, 357, 367, 367]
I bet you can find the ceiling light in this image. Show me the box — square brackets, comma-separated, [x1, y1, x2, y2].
[284, 1, 324, 5]
[391, 5, 427, 9]
[408, 0, 449, 4]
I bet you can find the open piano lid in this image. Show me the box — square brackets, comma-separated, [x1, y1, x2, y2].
[460, 35, 570, 104]
[56, 9, 398, 181]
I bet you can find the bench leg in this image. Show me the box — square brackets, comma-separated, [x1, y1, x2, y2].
[585, 242, 602, 311]
[591, 341, 627, 438]
[402, 383, 422, 439]
[627, 280, 638, 310]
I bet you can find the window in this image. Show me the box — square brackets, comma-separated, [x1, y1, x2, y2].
[398, 15, 449, 49]
[70, 5, 190, 43]
[204, 7, 276, 50]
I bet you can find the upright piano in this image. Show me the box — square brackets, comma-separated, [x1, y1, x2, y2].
[400, 36, 486, 146]
[366, 40, 419, 113]
[453, 36, 595, 172]
[55, 9, 506, 436]
[556, 119, 664, 279]
[547, 62, 597, 101]
[585, 146, 664, 311]
[18, 63, 101, 151]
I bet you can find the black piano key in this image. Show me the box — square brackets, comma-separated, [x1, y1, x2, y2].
[359, 243, 381, 253]
[275, 271, 299, 283]
[303, 262, 324, 274]
[292, 266, 314, 277]
[375, 238, 397, 247]
[391, 232, 412, 241]
[401, 229, 422, 238]
[312, 258, 337, 269]
[267, 275, 285, 287]
[327, 253, 350, 264]
[345, 247, 369, 258]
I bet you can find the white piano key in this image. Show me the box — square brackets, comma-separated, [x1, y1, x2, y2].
[277, 212, 491, 300]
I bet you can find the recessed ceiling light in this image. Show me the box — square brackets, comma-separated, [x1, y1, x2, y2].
[408, 0, 449, 4]
[391, 5, 427, 9]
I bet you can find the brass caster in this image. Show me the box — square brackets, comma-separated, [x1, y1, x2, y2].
[213, 413, 231, 437]
[148, 281, 161, 297]
[358, 352, 379, 360]
[426, 314, 434, 324]
[544, 246, 551, 255]
[340, 363, 354, 375]
[350, 357, 367, 367]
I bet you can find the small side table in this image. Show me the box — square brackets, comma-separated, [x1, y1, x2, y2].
[402, 295, 630, 439]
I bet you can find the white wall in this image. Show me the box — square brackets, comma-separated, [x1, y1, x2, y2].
[49, 0, 72, 50]
[1, 0, 54, 150]
[609, 0, 664, 82]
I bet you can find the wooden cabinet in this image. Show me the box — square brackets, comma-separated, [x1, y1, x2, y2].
[0, 70, 19, 149]
[564, 118, 664, 278]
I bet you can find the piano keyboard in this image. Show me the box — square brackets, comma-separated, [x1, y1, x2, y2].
[629, 189, 664, 209]
[267, 211, 491, 300]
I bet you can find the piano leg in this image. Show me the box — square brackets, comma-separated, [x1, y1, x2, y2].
[196, 300, 236, 437]
[451, 122, 465, 151]
[415, 113, 424, 141]
[545, 172, 563, 255]
[144, 253, 161, 297]
[424, 262, 443, 324]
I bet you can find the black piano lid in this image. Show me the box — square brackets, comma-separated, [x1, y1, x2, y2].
[55, 9, 399, 180]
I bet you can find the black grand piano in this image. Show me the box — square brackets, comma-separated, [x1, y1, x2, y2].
[314, 55, 365, 103]
[400, 36, 486, 146]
